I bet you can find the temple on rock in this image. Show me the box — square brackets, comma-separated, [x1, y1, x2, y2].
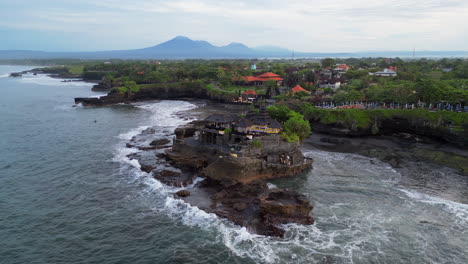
[199, 107, 282, 148]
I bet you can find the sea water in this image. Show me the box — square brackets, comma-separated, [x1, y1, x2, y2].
[1, 65, 467, 264]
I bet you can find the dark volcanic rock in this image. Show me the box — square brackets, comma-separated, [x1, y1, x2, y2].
[176, 190, 191, 197]
[259, 189, 314, 226]
[180, 180, 313, 237]
[140, 165, 155, 173]
[150, 138, 170, 146]
[233, 202, 248, 211]
[154, 170, 195, 187]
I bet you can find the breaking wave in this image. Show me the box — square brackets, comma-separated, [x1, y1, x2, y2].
[18, 73, 94, 87]
[111, 102, 468, 263]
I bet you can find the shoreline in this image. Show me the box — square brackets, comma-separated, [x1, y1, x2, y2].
[123, 100, 314, 237]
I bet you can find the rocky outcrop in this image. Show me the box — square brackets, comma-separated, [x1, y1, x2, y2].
[75, 82, 238, 106]
[9, 72, 22, 77]
[150, 138, 170, 146]
[180, 179, 314, 237]
[124, 111, 314, 237]
[167, 121, 313, 185]
[308, 112, 468, 147]
[259, 189, 314, 236]
[162, 120, 314, 236]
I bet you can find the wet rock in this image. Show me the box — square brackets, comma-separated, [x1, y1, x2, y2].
[159, 170, 181, 178]
[319, 137, 351, 145]
[233, 202, 247, 211]
[156, 153, 167, 159]
[154, 170, 194, 187]
[212, 191, 227, 200]
[176, 190, 191, 197]
[142, 128, 156, 134]
[126, 143, 135, 148]
[150, 138, 170, 146]
[140, 165, 155, 173]
[259, 188, 314, 226]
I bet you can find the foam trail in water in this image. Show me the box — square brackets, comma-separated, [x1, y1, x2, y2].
[112, 100, 291, 263]
[399, 188, 468, 225]
[18, 73, 94, 87]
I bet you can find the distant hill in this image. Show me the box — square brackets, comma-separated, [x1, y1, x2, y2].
[0, 36, 467, 60]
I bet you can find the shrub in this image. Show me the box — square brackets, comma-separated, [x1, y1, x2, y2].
[282, 115, 311, 142]
[224, 128, 233, 135]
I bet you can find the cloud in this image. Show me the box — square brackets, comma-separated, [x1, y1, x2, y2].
[0, 0, 467, 52]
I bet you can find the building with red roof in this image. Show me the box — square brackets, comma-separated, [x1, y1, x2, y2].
[243, 90, 257, 95]
[291, 85, 311, 94]
[240, 89, 258, 102]
[334, 64, 351, 71]
[233, 72, 283, 86]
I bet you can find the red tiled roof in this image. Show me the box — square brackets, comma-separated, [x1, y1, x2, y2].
[243, 76, 257, 82]
[255, 76, 283, 81]
[292, 85, 311, 94]
[234, 72, 283, 82]
[243, 90, 257, 95]
[257, 72, 281, 78]
[336, 64, 350, 70]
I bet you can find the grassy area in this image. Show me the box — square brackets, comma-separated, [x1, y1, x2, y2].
[67, 65, 84, 75]
[222, 85, 266, 94]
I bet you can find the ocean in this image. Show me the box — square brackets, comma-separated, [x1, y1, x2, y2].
[1, 65, 467, 264]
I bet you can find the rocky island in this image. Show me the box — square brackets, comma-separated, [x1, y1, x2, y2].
[128, 106, 314, 237]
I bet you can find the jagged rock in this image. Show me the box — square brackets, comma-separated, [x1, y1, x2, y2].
[150, 138, 170, 146]
[140, 165, 155, 173]
[156, 153, 166, 159]
[176, 190, 191, 197]
[159, 170, 181, 177]
[154, 170, 194, 187]
[233, 202, 247, 211]
[212, 191, 227, 200]
[259, 189, 314, 226]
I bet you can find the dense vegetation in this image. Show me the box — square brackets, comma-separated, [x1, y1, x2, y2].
[267, 104, 311, 142]
[16, 57, 468, 105]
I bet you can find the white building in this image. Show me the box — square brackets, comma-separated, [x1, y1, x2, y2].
[369, 68, 397, 77]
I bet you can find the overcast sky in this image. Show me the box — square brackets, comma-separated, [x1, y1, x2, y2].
[1, 0, 467, 52]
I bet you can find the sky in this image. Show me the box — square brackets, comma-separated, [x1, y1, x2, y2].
[1, 0, 468, 52]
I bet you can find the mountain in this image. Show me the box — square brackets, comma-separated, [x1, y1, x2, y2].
[1, 36, 467, 60]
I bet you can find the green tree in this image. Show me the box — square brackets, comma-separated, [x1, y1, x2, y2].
[284, 73, 301, 88]
[119, 81, 139, 98]
[267, 104, 293, 123]
[282, 115, 311, 142]
[321, 58, 336, 68]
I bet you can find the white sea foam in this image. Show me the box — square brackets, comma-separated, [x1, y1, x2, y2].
[89, 93, 108, 98]
[111, 101, 398, 264]
[0, 73, 9, 78]
[399, 188, 468, 225]
[114, 102, 466, 264]
[18, 73, 94, 87]
[111, 100, 291, 263]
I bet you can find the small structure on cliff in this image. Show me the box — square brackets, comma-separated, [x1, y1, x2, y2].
[163, 108, 314, 236]
[168, 107, 312, 185]
[122, 106, 315, 237]
[236, 109, 282, 135]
